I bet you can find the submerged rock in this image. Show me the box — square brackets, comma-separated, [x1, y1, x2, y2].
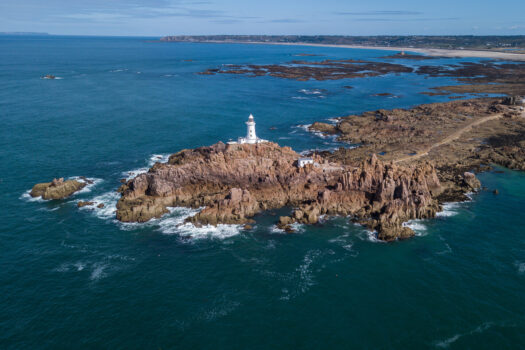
[30, 178, 86, 200]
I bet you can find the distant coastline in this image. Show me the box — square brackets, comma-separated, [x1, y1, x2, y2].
[171, 40, 525, 61]
[160, 35, 525, 61]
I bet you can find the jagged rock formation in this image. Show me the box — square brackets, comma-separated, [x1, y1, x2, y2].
[30, 178, 86, 200]
[117, 142, 443, 241]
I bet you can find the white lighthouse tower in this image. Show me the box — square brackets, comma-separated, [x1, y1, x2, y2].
[245, 114, 257, 144]
[228, 114, 268, 145]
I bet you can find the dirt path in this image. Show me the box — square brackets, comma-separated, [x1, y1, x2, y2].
[395, 113, 503, 164]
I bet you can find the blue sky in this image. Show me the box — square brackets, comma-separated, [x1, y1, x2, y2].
[1, 0, 524, 36]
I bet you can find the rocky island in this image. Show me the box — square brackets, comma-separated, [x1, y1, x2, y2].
[30, 178, 86, 200]
[116, 96, 525, 241]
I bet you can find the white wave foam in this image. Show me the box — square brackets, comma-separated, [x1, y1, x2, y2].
[122, 167, 149, 180]
[122, 153, 171, 180]
[299, 88, 323, 95]
[78, 190, 119, 220]
[295, 249, 323, 295]
[20, 190, 45, 202]
[403, 219, 428, 236]
[296, 124, 312, 131]
[269, 223, 305, 234]
[90, 262, 109, 281]
[437, 202, 462, 217]
[157, 207, 241, 240]
[68, 176, 103, 194]
[292, 96, 309, 100]
[148, 153, 170, 166]
[200, 298, 241, 321]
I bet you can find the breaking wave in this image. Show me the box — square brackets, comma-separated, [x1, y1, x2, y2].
[20, 190, 45, 203]
[436, 202, 462, 217]
[69, 177, 103, 194]
[122, 153, 171, 180]
[158, 207, 241, 240]
[403, 219, 428, 236]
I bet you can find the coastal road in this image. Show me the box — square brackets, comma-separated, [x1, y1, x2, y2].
[394, 113, 503, 164]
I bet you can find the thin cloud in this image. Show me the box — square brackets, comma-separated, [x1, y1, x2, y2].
[260, 18, 305, 23]
[335, 10, 423, 16]
[352, 17, 460, 22]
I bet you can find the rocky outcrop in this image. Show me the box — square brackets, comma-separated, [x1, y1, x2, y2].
[309, 122, 338, 134]
[117, 142, 443, 241]
[30, 178, 86, 200]
[462, 172, 481, 190]
[280, 155, 442, 241]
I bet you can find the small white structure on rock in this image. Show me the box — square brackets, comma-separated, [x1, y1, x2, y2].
[298, 157, 314, 167]
[228, 114, 268, 144]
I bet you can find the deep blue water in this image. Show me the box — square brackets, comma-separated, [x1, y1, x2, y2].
[1, 36, 524, 349]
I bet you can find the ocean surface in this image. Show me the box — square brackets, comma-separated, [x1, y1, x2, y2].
[1, 36, 524, 349]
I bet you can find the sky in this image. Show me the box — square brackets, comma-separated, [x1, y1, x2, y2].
[1, 0, 524, 36]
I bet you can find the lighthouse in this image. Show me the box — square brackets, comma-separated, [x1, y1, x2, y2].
[245, 114, 257, 144]
[228, 114, 268, 145]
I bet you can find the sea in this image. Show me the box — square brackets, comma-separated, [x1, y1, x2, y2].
[1, 35, 524, 349]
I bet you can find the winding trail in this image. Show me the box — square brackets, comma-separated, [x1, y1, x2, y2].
[395, 113, 503, 163]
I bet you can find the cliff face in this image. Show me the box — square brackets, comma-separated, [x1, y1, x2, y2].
[117, 142, 443, 241]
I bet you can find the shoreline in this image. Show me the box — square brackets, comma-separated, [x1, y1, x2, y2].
[177, 40, 525, 61]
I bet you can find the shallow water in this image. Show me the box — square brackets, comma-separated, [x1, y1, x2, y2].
[1, 36, 524, 349]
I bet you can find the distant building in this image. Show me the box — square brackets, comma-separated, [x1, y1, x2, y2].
[228, 114, 268, 145]
[297, 158, 314, 168]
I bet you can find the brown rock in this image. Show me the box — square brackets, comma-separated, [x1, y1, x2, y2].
[77, 201, 94, 208]
[116, 141, 442, 241]
[463, 172, 481, 190]
[30, 178, 86, 200]
[97, 203, 105, 208]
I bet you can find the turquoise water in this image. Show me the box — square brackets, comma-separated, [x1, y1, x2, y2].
[1, 36, 524, 349]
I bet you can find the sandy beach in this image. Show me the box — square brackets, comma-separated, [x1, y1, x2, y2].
[201, 40, 525, 61]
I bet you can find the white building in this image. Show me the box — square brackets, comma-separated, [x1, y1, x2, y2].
[298, 157, 314, 167]
[228, 114, 268, 144]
